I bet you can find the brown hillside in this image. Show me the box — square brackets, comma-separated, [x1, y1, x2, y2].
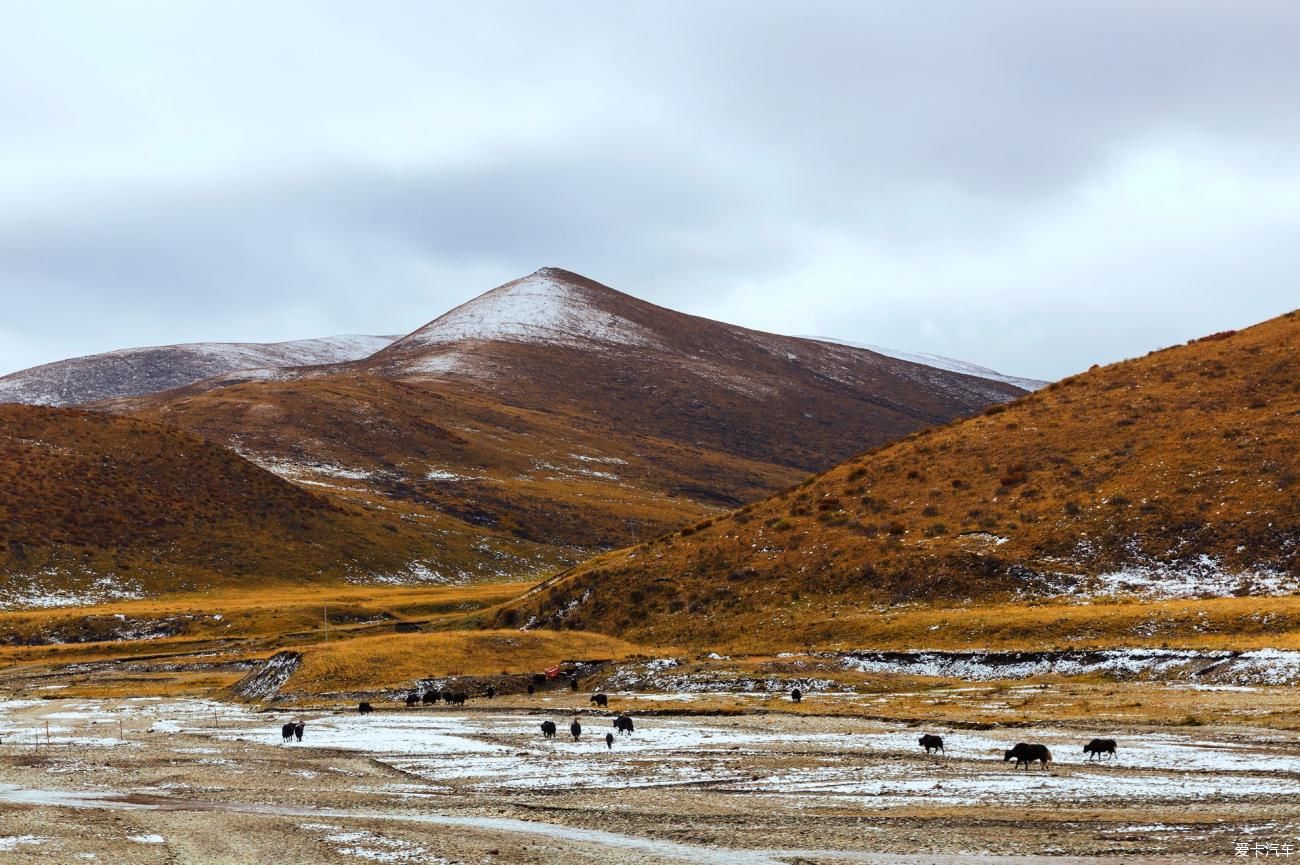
[108, 268, 1029, 581]
[119, 373, 792, 578]
[496, 311, 1300, 646]
[0, 405, 437, 604]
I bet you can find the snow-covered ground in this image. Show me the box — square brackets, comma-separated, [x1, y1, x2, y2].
[5, 698, 1294, 810]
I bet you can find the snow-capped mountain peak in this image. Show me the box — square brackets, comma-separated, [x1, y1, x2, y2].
[387, 268, 661, 353]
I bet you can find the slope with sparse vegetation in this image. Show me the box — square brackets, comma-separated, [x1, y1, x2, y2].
[0, 405, 439, 602]
[497, 311, 1300, 646]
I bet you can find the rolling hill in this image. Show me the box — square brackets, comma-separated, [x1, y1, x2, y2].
[495, 310, 1300, 645]
[0, 404, 439, 607]
[105, 268, 1034, 580]
[0, 334, 395, 406]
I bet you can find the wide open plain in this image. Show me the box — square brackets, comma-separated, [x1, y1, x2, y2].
[0, 686, 1296, 864]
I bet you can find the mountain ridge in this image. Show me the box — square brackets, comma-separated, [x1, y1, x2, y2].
[0, 334, 396, 407]
[100, 268, 1033, 586]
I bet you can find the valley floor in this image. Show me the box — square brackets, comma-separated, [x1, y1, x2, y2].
[0, 693, 1295, 864]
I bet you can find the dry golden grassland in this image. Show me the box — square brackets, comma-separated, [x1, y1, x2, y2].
[2, 579, 1297, 729]
[706, 594, 1300, 654]
[4, 587, 1298, 674]
[288, 629, 648, 693]
[0, 582, 531, 667]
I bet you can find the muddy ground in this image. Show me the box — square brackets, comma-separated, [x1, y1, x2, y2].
[0, 691, 1297, 864]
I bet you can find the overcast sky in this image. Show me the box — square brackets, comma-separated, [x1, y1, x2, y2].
[2, 2, 1298, 380]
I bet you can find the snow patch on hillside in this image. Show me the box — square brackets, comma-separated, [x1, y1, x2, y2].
[425, 467, 485, 482]
[1081, 555, 1299, 599]
[392, 270, 661, 352]
[231, 651, 301, 699]
[403, 348, 476, 377]
[0, 571, 144, 610]
[837, 648, 1300, 685]
[237, 454, 374, 484]
[570, 453, 628, 465]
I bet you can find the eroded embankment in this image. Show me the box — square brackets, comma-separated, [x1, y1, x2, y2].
[599, 648, 1300, 695]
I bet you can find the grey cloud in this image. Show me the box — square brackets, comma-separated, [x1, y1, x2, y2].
[2, 1, 1299, 379]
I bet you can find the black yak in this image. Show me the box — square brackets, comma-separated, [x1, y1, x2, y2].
[590, 693, 609, 708]
[919, 734, 945, 755]
[791, 688, 802, 703]
[450, 692, 467, 706]
[540, 720, 557, 739]
[527, 684, 536, 696]
[1084, 738, 1118, 760]
[294, 721, 304, 743]
[485, 686, 496, 699]
[606, 732, 614, 750]
[422, 691, 437, 705]
[570, 719, 582, 741]
[358, 702, 373, 715]
[1004, 742, 1052, 769]
[280, 722, 295, 743]
[614, 715, 634, 735]
[405, 692, 419, 708]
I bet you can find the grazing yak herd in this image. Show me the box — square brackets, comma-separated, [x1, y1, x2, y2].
[278, 686, 1118, 771]
[916, 734, 1119, 769]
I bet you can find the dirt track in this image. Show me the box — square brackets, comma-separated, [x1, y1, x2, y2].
[0, 695, 1296, 863]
